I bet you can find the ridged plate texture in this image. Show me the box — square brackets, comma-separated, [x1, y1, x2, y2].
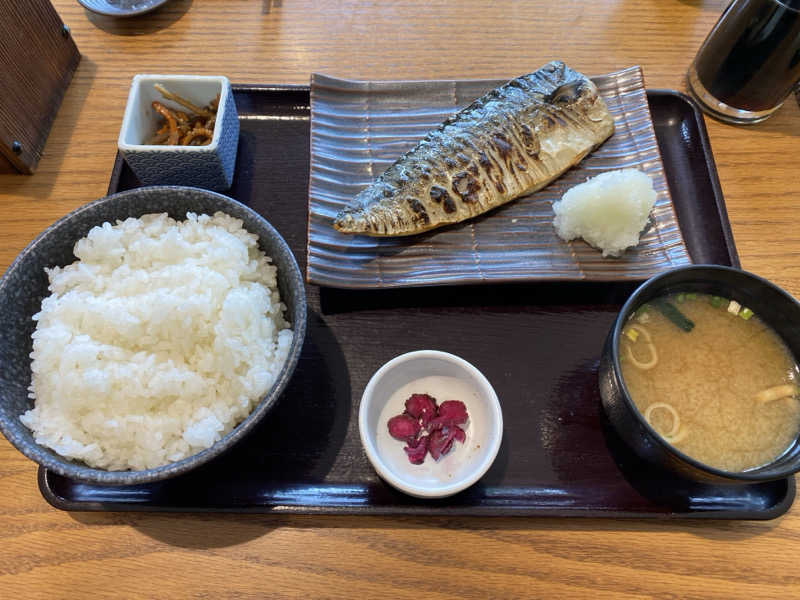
[307, 67, 691, 288]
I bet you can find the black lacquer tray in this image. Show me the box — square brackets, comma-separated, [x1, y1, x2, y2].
[38, 85, 795, 518]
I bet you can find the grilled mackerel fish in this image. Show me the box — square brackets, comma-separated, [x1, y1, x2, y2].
[333, 61, 615, 236]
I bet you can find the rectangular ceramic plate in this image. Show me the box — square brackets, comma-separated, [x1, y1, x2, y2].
[307, 67, 691, 288]
[39, 84, 793, 518]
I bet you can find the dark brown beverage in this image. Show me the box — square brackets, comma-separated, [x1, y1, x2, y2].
[689, 0, 800, 122]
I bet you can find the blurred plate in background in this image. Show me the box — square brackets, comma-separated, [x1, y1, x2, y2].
[77, 0, 171, 17]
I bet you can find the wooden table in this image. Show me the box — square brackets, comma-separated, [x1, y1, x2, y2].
[2, 1, 799, 597]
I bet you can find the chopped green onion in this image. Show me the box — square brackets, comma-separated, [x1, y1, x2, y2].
[676, 293, 686, 303]
[624, 327, 640, 342]
[686, 293, 697, 300]
[728, 300, 741, 315]
[654, 300, 695, 332]
[739, 307, 754, 320]
[635, 304, 650, 317]
[711, 296, 725, 308]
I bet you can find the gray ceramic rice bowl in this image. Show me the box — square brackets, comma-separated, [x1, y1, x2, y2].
[0, 186, 306, 485]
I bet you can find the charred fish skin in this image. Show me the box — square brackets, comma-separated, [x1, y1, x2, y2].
[333, 61, 615, 237]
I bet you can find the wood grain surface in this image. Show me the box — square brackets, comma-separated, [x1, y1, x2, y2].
[0, 0, 79, 173]
[1, 1, 799, 598]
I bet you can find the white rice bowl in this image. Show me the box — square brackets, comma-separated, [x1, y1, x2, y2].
[20, 212, 293, 471]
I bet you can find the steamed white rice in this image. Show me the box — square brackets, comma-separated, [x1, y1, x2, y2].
[21, 212, 293, 471]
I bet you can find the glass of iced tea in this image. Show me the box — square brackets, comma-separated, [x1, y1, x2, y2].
[687, 0, 800, 124]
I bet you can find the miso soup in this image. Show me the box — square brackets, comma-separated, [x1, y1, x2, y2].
[619, 293, 800, 472]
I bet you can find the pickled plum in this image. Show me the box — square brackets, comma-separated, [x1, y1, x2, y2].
[387, 414, 421, 441]
[386, 396, 468, 464]
[405, 393, 437, 428]
[404, 436, 428, 464]
[428, 400, 468, 430]
[428, 426, 467, 460]
[427, 429, 453, 460]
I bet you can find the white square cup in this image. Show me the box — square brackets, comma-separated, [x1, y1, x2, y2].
[118, 74, 239, 191]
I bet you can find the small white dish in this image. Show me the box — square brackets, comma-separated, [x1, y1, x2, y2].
[359, 350, 503, 498]
[118, 74, 239, 191]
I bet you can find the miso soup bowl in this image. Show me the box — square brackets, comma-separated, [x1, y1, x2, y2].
[598, 264, 800, 484]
